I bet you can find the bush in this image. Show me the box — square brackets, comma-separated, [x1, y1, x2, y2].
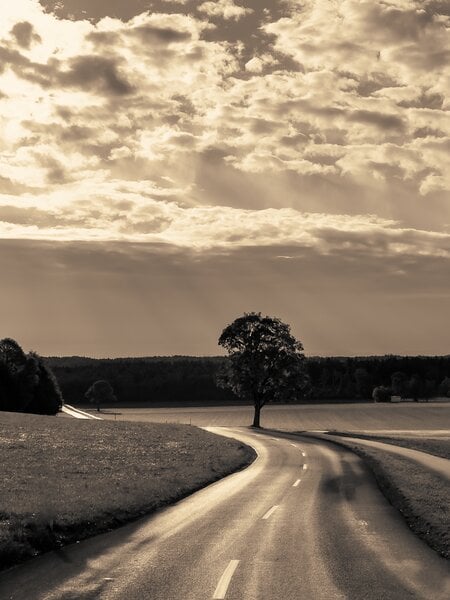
[0, 339, 62, 415]
[372, 385, 391, 402]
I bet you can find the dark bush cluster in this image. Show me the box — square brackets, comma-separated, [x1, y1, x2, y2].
[0, 338, 63, 415]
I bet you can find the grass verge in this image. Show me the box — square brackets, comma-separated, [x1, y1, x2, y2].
[325, 436, 449, 560]
[0, 411, 255, 571]
[329, 432, 450, 460]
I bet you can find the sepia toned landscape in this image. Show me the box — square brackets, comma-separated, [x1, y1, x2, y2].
[1, 1, 449, 599]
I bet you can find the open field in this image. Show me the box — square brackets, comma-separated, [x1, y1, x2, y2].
[327, 437, 450, 560]
[95, 401, 450, 432]
[0, 411, 255, 570]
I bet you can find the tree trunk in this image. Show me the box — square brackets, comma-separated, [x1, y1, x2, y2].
[252, 402, 262, 428]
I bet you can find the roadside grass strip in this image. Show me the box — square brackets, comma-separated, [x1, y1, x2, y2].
[333, 438, 450, 560]
[0, 411, 256, 571]
[345, 434, 450, 461]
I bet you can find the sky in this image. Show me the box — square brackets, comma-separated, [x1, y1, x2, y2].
[0, 0, 449, 357]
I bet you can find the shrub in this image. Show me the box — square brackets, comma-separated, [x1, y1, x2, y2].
[372, 385, 391, 402]
[0, 339, 62, 415]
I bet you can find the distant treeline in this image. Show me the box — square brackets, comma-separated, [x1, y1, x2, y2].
[46, 354, 450, 405]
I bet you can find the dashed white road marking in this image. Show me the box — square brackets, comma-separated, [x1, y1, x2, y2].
[301, 452, 306, 457]
[213, 560, 240, 599]
[290, 442, 297, 447]
[262, 505, 279, 520]
[302, 464, 308, 471]
[293, 479, 301, 487]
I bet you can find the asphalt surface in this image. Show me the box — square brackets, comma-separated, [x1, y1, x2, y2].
[1, 428, 449, 600]
[325, 434, 450, 481]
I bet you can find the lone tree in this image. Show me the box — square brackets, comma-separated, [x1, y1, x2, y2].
[218, 312, 309, 428]
[85, 379, 117, 411]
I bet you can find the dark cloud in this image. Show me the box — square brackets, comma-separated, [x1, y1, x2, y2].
[0, 205, 58, 226]
[413, 126, 445, 139]
[128, 24, 191, 44]
[59, 125, 95, 142]
[279, 133, 308, 148]
[0, 176, 41, 195]
[34, 155, 72, 184]
[59, 55, 134, 96]
[392, 45, 450, 71]
[0, 47, 133, 96]
[0, 45, 54, 87]
[40, 0, 154, 22]
[10, 21, 42, 49]
[398, 90, 444, 109]
[86, 30, 121, 46]
[365, 5, 435, 43]
[355, 74, 399, 97]
[424, 0, 450, 17]
[347, 110, 405, 131]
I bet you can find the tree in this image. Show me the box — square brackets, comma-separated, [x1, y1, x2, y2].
[391, 371, 407, 398]
[85, 379, 117, 411]
[218, 313, 309, 427]
[354, 367, 371, 399]
[439, 376, 450, 398]
[0, 339, 62, 414]
[407, 374, 423, 402]
[372, 385, 391, 402]
[28, 354, 63, 415]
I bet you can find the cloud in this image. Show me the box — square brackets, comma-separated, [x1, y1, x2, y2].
[59, 55, 134, 96]
[0, 0, 447, 255]
[198, 0, 253, 21]
[10, 21, 41, 48]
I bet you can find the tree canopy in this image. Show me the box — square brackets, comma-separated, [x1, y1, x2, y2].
[0, 338, 62, 415]
[85, 379, 117, 411]
[218, 312, 309, 427]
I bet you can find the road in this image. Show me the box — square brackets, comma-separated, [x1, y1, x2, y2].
[1, 428, 449, 599]
[324, 433, 450, 481]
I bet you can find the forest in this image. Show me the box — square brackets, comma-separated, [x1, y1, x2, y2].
[1, 334, 449, 413]
[46, 354, 450, 406]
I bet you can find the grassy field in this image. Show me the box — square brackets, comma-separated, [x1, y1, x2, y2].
[96, 401, 450, 431]
[324, 437, 450, 559]
[0, 411, 255, 571]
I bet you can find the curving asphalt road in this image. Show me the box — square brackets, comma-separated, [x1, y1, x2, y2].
[323, 433, 450, 481]
[0, 428, 449, 600]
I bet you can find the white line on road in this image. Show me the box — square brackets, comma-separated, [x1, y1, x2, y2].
[290, 442, 297, 447]
[302, 464, 308, 471]
[262, 505, 279, 520]
[213, 560, 240, 599]
[293, 479, 301, 487]
[301, 452, 306, 457]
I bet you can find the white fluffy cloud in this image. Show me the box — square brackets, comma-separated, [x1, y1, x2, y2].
[198, 0, 253, 21]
